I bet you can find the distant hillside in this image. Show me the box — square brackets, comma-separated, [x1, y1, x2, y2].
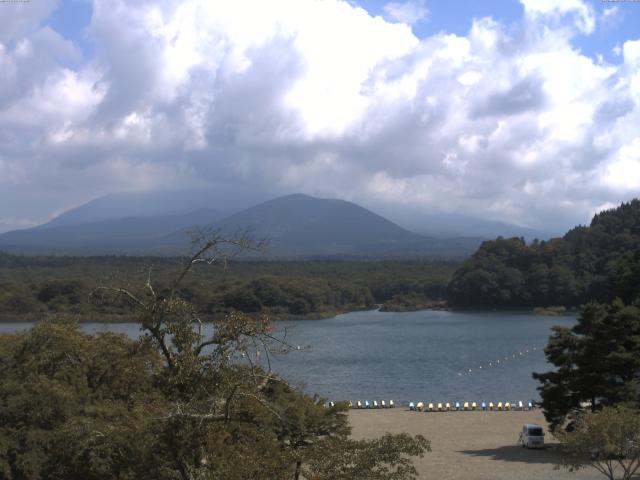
[164, 194, 481, 259]
[0, 209, 224, 254]
[41, 191, 217, 228]
[39, 187, 267, 229]
[33, 188, 551, 239]
[408, 213, 555, 240]
[372, 206, 558, 240]
[448, 199, 640, 307]
[0, 193, 481, 259]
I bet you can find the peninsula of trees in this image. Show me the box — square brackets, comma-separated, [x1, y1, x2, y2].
[448, 199, 640, 308]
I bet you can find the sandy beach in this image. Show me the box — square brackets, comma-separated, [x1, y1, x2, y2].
[349, 408, 603, 480]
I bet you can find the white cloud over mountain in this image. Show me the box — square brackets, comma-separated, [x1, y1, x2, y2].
[0, 0, 638, 232]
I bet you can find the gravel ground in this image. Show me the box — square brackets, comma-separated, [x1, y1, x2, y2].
[348, 409, 604, 480]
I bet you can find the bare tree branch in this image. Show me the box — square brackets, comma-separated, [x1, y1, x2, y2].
[146, 266, 156, 299]
[90, 286, 146, 308]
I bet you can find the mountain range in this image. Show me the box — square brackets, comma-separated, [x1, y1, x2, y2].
[0, 192, 553, 259]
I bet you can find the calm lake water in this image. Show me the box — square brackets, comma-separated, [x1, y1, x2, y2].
[1, 309, 574, 405]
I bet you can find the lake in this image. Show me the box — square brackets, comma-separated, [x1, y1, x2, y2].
[1, 309, 574, 405]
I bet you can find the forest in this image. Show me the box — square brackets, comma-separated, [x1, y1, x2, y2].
[448, 200, 640, 308]
[0, 238, 430, 480]
[0, 254, 456, 320]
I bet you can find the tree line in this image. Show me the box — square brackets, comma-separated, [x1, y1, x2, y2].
[0, 255, 456, 319]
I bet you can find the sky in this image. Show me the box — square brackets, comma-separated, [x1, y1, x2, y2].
[0, 0, 639, 233]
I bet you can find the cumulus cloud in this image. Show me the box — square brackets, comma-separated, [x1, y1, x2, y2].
[383, 0, 429, 25]
[520, 0, 596, 35]
[0, 0, 639, 233]
[599, 6, 623, 31]
[0, 0, 58, 44]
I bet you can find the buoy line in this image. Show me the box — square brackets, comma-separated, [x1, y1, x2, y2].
[456, 346, 540, 377]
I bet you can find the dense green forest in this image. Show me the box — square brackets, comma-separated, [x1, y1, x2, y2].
[0, 254, 456, 320]
[448, 200, 640, 308]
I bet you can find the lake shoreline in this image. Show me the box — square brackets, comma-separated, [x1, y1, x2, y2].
[0, 304, 578, 324]
[0, 306, 377, 324]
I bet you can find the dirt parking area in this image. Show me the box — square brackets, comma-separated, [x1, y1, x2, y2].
[349, 409, 603, 480]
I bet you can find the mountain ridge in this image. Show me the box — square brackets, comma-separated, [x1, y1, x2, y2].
[0, 193, 483, 258]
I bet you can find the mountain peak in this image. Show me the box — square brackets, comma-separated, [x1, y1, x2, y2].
[0, 192, 483, 258]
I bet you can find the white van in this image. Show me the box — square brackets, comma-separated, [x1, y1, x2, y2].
[519, 424, 545, 448]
